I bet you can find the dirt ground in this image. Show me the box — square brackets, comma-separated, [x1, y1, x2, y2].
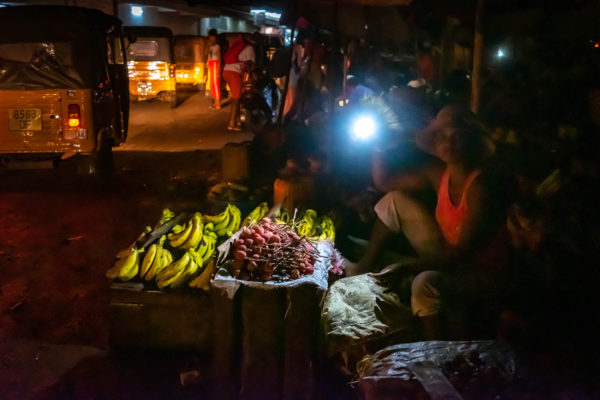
[0, 151, 221, 399]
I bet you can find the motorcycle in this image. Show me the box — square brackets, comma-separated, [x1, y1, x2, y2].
[240, 67, 280, 133]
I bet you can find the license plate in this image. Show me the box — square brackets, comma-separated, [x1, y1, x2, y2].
[9, 108, 42, 131]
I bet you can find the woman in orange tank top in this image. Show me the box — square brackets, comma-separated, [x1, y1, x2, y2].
[348, 105, 512, 339]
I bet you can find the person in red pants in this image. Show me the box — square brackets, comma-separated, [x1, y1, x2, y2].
[223, 35, 255, 131]
[207, 29, 221, 110]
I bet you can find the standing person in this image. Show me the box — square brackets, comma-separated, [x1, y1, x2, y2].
[207, 29, 221, 110]
[222, 35, 255, 131]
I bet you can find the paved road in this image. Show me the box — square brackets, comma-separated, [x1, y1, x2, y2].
[117, 90, 253, 152]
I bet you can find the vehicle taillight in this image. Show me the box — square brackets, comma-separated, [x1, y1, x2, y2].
[68, 104, 81, 127]
[169, 64, 176, 79]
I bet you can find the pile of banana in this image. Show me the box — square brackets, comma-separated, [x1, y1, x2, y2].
[106, 203, 335, 289]
[243, 203, 336, 242]
[107, 205, 241, 291]
[295, 209, 335, 241]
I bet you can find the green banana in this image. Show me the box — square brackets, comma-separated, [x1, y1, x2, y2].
[168, 219, 194, 247]
[106, 247, 143, 281]
[182, 213, 204, 249]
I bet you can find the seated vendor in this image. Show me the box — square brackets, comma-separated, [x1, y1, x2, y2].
[347, 105, 512, 339]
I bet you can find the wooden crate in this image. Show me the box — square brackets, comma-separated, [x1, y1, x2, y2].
[109, 282, 212, 351]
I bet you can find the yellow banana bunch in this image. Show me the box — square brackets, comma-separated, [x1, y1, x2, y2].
[196, 226, 218, 263]
[318, 216, 336, 241]
[203, 206, 230, 227]
[242, 202, 269, 227]
[182, 213, 204, 249]
[275, 208, 290, 225]
[169, 251, 201, 289]
[168, 212, 203, 248]
[216, 205, 241, 237]
[140, 235, 163, 279]
[106, 247, 144, 281]
[157, 208, 176, 226]
[168, 220, 193, 247]
[145, 239, 173, 282]
[140, 236, 168, 280]
[156, 252, 191, 289]
[189, 258, 215, 291]
[115, 226, 152, 259]
[297, 209, 317, 237]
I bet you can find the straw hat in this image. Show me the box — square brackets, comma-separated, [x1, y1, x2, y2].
[416, 105, 495, 162]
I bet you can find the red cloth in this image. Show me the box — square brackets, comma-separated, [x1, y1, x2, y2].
[224, 36, 245, 65]
[208, 60, 220, 101]
[223, 70, 242, 99]
[435, 168, 481, 246]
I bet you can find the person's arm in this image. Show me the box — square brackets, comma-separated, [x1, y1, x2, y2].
[241, 46, 255, 75]
[371, 148, 443, 193]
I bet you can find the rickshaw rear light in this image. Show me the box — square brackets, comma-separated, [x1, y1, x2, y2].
[68, 104, 81, 127]
[169, 65, 176, 78]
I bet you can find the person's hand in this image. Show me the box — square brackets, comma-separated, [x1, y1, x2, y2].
[343, 259, 369, 277]
[370, 260, 420, 288]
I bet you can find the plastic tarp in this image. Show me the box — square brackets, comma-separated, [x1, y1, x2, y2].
[0, 41, 88, 90]
[357, 340, 516, 400]
[0, 7, 113, 90]
[211, 233, 333, 400]
[321, 273, 420, 375]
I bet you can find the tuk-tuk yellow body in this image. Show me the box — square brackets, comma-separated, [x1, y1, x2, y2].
[125, 26, 177, 107]
[0, 6, 129, 171]
[0, 89, 95, 153]
[127, 61, 176, 96]
[174, 36, 209, 89]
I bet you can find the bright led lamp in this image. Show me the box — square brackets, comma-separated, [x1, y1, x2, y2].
[351, 115, 377, 141]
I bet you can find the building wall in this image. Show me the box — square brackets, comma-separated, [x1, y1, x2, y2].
[6, 1, 254, 37]
[119, 3, 200, 35]
[199, 16, 256, 36]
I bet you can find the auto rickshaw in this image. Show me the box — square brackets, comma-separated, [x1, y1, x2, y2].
[124, 26, 177, 108]
[174, 35, 209, 89]
[0, 6, 129, 174]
